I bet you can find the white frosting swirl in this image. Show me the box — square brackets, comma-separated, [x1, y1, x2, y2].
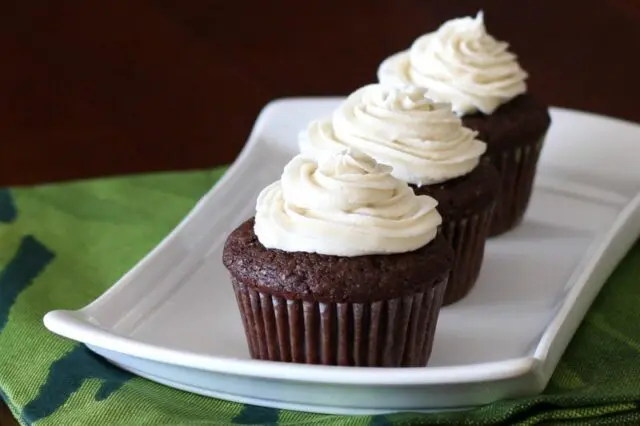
[300, 84, 486, 186]
[254, 150, 442, 257]
[377, 12, 528, 115]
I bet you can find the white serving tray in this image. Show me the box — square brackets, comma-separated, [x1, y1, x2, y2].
[44, 98, 640, 415]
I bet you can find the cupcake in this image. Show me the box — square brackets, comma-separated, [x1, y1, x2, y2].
[300, 84, 498, 305]
[222, 150, 453, 366]
[377, 12, 551, 236]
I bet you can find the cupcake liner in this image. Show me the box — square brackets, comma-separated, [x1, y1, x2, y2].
[231, 277, 448, 367]
[440, 204, 495, 306]
[488, 136, 546, 236]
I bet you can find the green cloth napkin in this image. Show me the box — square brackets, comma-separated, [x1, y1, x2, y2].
[0, 168, 639, 426]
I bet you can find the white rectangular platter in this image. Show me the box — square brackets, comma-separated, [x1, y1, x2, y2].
[44, 98, 640, 415]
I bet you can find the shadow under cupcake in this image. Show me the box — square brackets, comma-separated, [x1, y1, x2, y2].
[223, 150, 453, 367]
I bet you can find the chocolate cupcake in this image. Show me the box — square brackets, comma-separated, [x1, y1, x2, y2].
[222, 150, 452, 366]
[377, 12, 551, 235]
[412, 160, 498, 304]
[300, 84, 498, 305]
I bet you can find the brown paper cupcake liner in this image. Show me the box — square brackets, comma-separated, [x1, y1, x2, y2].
[488, 136, 546, 236]
[440, 205, 495, 306]
[231, 277, 447, 367]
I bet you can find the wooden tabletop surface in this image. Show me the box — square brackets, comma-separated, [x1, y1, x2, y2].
[1, 1, 639, 424]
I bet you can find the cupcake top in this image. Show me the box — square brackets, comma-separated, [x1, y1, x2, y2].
[377, 12, 528, 115]
[254, 149, 442, 257]
[299, 84, 486, 186]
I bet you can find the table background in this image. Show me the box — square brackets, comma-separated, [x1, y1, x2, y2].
[1, 1, 639, 424]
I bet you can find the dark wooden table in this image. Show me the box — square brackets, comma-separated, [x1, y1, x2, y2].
[1, 1, 639, 424]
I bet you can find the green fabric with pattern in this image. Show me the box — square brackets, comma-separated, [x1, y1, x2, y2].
[0, 168, 638, 426]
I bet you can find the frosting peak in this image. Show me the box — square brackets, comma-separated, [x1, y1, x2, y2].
[378, 12, 528, 115]
[300, 84, 487, 186]
[369, 84, 438, 112]
[254, 150, 442, 256]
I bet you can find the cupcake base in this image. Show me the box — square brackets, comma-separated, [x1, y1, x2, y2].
[223, 218, 453, 366]
[461, 94, 552, 236]
[486, 138, 544, 236]
[439, 205, 494, 305]
[412, 161, 499, 305]
[232, 276, 447, 367]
